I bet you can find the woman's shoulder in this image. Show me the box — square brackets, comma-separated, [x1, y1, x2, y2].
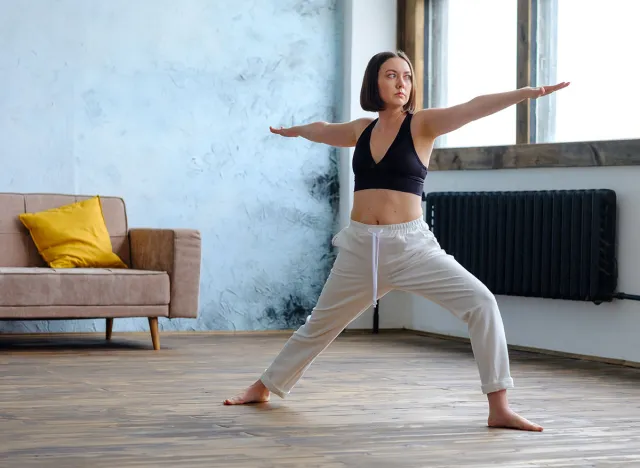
[352, 117, 376, 141]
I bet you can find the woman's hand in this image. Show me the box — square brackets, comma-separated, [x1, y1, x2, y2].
[269, 126, 299, 138]
[527, 82, 571, 99]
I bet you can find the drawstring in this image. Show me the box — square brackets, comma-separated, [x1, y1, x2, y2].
[346, 218, 423, 307]
[368, 228, 383, 306]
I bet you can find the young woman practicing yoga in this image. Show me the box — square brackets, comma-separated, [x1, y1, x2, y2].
[224, 50, 569, 432]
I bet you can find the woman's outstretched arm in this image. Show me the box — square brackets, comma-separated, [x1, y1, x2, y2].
[415, 82, 570, 138]
[270, 118, 373, 147]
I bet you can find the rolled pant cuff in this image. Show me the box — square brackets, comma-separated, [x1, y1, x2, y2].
[481, 378, 514, 394]
[260, 373, 288, 399]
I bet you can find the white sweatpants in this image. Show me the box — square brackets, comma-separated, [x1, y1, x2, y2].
[260, 217, 514, 397]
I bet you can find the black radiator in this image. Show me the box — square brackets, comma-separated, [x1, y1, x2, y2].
[423, 190, 618, 303]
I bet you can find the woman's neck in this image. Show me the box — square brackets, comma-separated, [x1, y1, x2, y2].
[377, 108, 407, 126]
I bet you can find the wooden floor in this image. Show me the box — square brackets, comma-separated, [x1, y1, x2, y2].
[1, 331, 640, 467]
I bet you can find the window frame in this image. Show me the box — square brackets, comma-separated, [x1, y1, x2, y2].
[397, 0, 640, 170]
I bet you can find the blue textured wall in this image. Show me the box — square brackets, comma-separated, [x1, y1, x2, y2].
[0, 0, 342, 333]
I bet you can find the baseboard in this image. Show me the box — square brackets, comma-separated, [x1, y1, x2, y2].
[342, 328, 407, 334]
[3, 327, 638, 369]
[0, 329, 296, 338]
[404, 328, 640, 369]
[0, 329, 397, 338]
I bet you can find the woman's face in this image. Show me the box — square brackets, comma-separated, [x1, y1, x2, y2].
[377, 57, 412, 109]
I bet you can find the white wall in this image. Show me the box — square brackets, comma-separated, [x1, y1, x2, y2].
[386, 165, 640, 363]
[339, 0, 409, 330]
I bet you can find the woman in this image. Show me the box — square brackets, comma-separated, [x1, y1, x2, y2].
[224, 51, 569, 432]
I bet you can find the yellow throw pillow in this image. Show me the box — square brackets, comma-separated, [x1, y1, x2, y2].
[19, 196, 127, 269]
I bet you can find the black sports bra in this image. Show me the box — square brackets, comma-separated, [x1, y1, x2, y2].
[352, 113, 427, 197]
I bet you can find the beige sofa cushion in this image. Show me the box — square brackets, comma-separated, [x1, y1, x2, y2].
[0, 268, 169, 307]
[0, 194, 44, 267]
[0, 305, 169, 320]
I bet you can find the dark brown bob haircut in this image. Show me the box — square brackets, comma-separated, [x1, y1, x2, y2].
[360, 50, 416, 113]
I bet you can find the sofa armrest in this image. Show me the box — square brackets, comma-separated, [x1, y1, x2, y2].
[129, 228, 201, 318]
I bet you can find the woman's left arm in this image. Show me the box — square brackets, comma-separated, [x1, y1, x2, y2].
[416, 82, 570, 138]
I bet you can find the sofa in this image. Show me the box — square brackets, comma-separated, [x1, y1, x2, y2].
[0, 193, 201, 350]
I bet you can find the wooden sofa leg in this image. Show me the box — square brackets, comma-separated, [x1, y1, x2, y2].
[106, 318, 114, 341]
[148, 317, 160, 350]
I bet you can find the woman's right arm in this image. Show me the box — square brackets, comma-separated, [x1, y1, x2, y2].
[270, 118, 373, 147]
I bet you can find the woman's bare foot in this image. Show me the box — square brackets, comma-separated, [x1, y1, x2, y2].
[223, 380, 270, 405]
[486, 389, 543, 432]
[488, 409, 544, 431]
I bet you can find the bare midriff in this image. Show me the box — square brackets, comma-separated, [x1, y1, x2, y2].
[350, 189, 423, 225]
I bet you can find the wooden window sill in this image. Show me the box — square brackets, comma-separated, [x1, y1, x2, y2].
[428, 139, 640, 171]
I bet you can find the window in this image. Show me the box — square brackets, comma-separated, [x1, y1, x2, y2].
[427, 0, 517, 148]
[416, 0, 640, 146]
[535, 0, 640, 143]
